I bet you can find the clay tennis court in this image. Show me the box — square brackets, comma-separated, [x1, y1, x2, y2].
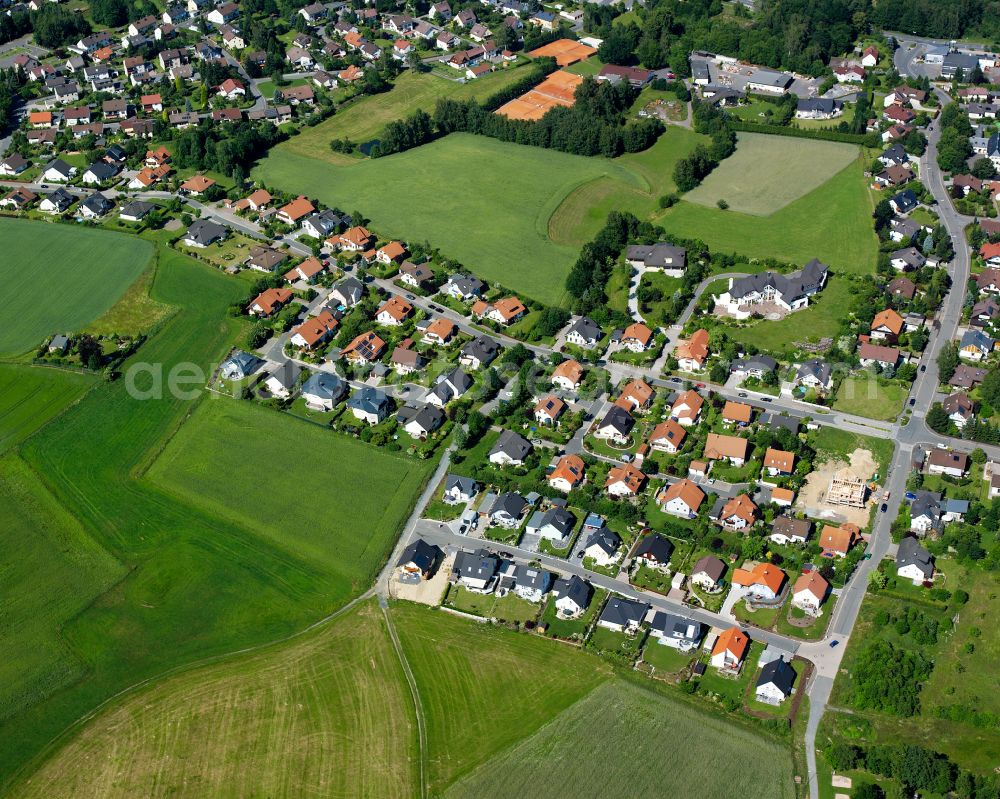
[528, 38, 598, 67]
[496, 69, 584, 121]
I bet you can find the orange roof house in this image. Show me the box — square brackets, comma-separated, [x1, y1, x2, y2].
[620, 321, 654, 351]
[423, 316, 457, 345]
[277, 195, 315, 224]
[615, 378, 653, 412]
[981, 241, 1000, 263]
[648, 419, 686, 453]
[180, 174, 216, 194]
[290, 310, 338, 349]
[248, 287, 293, 317]
[657, 478, 705, 516]
[552, 359, 584, 389]
[604, 463, 646, 497]
[763, 448, 795, 476]
[719, 494, 760, 529]
[676, 328, 710, 370]
[818, 524, 862, 557]
[473, 296, 527, 325]
[722, 401, 753, 425]
[284, 256, 325, 283]
[329, 225, 373, 251]
[376, 295, 414, 325]
[339, 65, 364, 82]
[670, 388, 704, 425]
[376, 240, 408, 263]
[534, 394, 566, 423]
[711, 626, 750, 669]
[548, 453, 585, 491]
[29, 111, 52, 127]
[793, 570, 830, 607]
[343, 330, 387, 363]
[145, 146, 170, 165]
[871, 308, 905, 339]
[732, 562, 786, 596]
[704, 433, 750, 464]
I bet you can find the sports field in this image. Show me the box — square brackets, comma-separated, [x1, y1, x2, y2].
[256, 133, 648, 305]
[685, 134, 859, 215]
[0, 365, 93, 455]
[0, 219, 152, 355]
[660, 158, 877, 273]
[10, 601, 418, 799]
[146, 398, 432, 585]
[445, 679, 795, 799]
[274, 70, 531, 164]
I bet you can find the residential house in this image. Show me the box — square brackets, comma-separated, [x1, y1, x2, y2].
[926, 449, 969, 477]
[796, 359, 833, 391]
[597, 597, 649, 634]
[770, 516, 812, 546]
[633, 533, 674, 568]
[710, 627, 750, 672]
[718, 494, 759, 531]
[342, 331, 386, 364]
[396, 402, 445, 438]
[604, 464, 646, 498]
[81, 162, 118, 185]
[594, 405, 634, 445]
[443, 273, 486, 301]
[657, 479, 705, 519]
[670, 389, 704, 426]
[721, 401, 753, 427]
[300, 372, 346, 410]
[858, 342, 901, 369]
[548, 454, 586, 492]
[792, 570, 829, 613]
[277, 196, 315, 226]
[290, 311, 338, 350]
[619, 322, 654, 353]
[763, 448, 795, 477]
[423, 317, 457, 346]
[889, 189, 919, 214]
[347, 387, 392, 424]
[691, 555, 726, 592]
[650, 612, 703, 651]
[39, 189, 74, 214]
[460, 336, 499, 370]
[950, 364, 989, 390]
[79, 193, 113, 219]
[943, 392, 975, 428]
[871, 308, 905, 341]
[487, 491, 527, 528]
[488, 429, 532, 466]
[512, 565, 553, 602]
[219, 351, 260, 380]
[533, 394, 565, 426]
[119, 200, 154, 222]
[890, 246, 926, 271]
[648, 419, 687, 454]
[443, 475, 478, 504]
[553, 575, 592, 616]
[564, 316, 603, 349]
[897, 536, 934, 584]
[551, 359, 584, 391]
[330, 277, 364, 308]
[755, 657, 795, 704]
[732, 562, 786, 601]
[300, 209, 344, 239]
[42, 159, 76, 183]
[284, 257, 325, 284]
[714, 260, 828, 317]
[959, 329, 994, 361]
[397, 539, 442, 582]
[818, 524, 862, 558]
[1, 187, 38, 210]
[452, 549, 499, 592]
[583, 528, 621, 566]
[471, 297, 526, 326]
[625, 243, 687, 275]
[183, 219, 227, 247]
[263, 360, 303, 399]
[526, 507, 575, 543]
[427, 367, 472, 407]
[376, 296, 414, 327]
[704, 433, 750, 467]
[676, 328, 710, 371]
[615, 379, 654, 413]
[399, 260, 433, 289]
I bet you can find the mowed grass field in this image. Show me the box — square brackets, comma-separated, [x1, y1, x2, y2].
[833, 377, 908, 421]
[391, 602, 611, 794]
[0, 365, 94, 455]
[0, 219, 152, 355]
[444, 679, 796, 799]
[685, 133, 858, 215]
[278, 70, 531, 163]
[256, 133, 649, 305]
[10, 601, 418, 799]
[660, 157, 877, 274]
[146, 398, 432, 588]
[0, 235, 430, 788]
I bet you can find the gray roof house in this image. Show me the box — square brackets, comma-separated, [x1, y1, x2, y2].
[444, 273, 486, 301]
[79, 192, 114, 218]
[120, 199, 154, 220]
[48, 334, 70, 353]
[890, 189, 918, 214]
[397, 402, 445, 437]
[633, 533, 674, 566]
[565, 316, 603, 348]
[730, 354, 777, 377]
[219, 350, 261, 380]
[796, 358, 832, 389]
[488, 491, 528, 528]
[553, 575, 592, 615]
[397, 539, 441, 581]
[330, 277, 364, 307]
[890, 246, 926, 271]
[649, 611, 703, 651]
[596, 404, 634, 440]
[347, 386, 391, 423]
[452, 548, 499, 591]
[489, 429, 533, 465]
[428, 367, 472, 407]
[301, 371, 346, 409]
[625, 243, 686, 273]
[82, 161, 118, 184]
[512, 564, 553, 602]
[896, 536, 934, 583]
[726, 259, 828, 309]
[759, 410, 803, 435]
[597, 596, 649, 633]
[184, 218, 228, 247]
[264, 360, 302, 396]
[585, 527, 621, 559]
[525, 506, 575, 542]
[460, 335, 500, 369]
[443, 474, 478, 503]
[755, 656, 795, 703]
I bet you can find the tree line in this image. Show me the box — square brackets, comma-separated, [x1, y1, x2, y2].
[672, 100, 736, 192]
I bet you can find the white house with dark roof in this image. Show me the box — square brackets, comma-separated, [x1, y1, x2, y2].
[597, 596, 649, 634]
[714, 259, 828, 318]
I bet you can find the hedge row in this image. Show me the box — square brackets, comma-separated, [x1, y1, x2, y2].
[728, 120, 867, 144]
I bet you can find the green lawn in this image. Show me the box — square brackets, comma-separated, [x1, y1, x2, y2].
[444, 679, 795, 799]
[685, 133, 859, 216]
[10, 601, 418, 799]
[0, 236, 429, 789]
[256, 133, 649, 305]
[724, 275, 855, 354]
[0, 365, 94, 455]
[0, 219, 153, 355]
[274, 69, 531, 162]
[147, 397, 432, 584]
[833, 377, 908, 421]
[392, 602, 611, 794]
[659, 157, 878, 274]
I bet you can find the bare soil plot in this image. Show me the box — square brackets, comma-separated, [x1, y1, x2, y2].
[496, 69, 583, 121]
[527, 39, 597, 67]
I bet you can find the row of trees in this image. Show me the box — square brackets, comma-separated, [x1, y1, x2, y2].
[937, 103, 974, 173]
[169, 119, 284, 180]
[673, 100, 737, 192]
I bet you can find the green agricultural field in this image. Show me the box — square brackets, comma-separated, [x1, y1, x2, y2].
[444, 679, 795, 799]
[660, 158, 878, 274]
[0, 365, 93, 455]
[685, 133, 858, 216]
[256, 133, 650, 305]
[833, 377, 908, 421]
[0, 235, 429, 789]
[9, 601, 418, 799]
[146, 397, 431, 583]
[391, 602, 611, 794]
[275, 69, 531, 164]
[0, 219, 152, 355]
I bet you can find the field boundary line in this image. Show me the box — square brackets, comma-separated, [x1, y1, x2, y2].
[381, 598, 428, 799]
